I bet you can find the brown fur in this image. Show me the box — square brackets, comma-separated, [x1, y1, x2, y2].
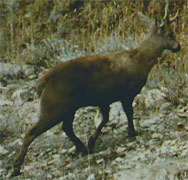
[12, 13, 180, 176]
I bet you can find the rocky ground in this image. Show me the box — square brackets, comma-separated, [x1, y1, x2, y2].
[0, 62, 188, 180]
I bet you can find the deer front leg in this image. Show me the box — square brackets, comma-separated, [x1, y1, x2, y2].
[88, 105, 109, 153]
[121, 101, 137, 137]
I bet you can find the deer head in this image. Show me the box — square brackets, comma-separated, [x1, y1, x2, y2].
[138, 7, 180, 53]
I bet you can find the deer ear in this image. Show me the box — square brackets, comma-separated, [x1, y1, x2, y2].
[138, 12, 154, 29]
[154, 17, 165, 34]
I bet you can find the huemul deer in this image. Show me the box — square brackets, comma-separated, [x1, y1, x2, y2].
[12, 12, 180, 175]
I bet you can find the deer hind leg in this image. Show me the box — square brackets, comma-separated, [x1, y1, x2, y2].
[12, 115, 60, 176]
[88, 105, 109, 153]
[62, 119, 88, 155]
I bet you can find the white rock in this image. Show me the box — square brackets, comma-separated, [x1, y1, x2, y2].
[141, 116, 161, 127]
[23, 164, 33, 172]
[0, 146, 8, 154]
[68, 146, 76, 154]
[48, 158, 61, 165]
[160, 141, 171, 154]
[151, 133, 163, 139]
[114, 157, 124, 163]
[155, 169, 169, 180]
[99, 147, 111, 155]
[181, 149, 188, 156]
[52, 154, 61, 159]
[159, 87, 169, 94]
[0, 99, 13, 106]
[126, 142, 136, 148]
[96, 159, 104, 164]
[87, 174, 95, 180]
[60, 149, 67, 154]
[110, 102, 127, 125]
[160, 102, 172, 110]
[46, 131, 55, 137]
[94, 108, 101, 128]
[8, 138, 23, 147]
[116, 147, 126, 154]
[137, 89, 167, 110]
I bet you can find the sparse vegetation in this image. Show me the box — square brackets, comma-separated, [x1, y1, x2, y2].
[0, 0, 187, 179]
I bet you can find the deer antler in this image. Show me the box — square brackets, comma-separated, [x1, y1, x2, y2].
[159, 17, 164, 27]
[163, 2, 169, 19]
[170, 9, 179, 21]
[163, 0, 179, 22]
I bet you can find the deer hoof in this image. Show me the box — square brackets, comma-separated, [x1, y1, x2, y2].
[128, 130, 137, 137]
[11, 168, 21, 177]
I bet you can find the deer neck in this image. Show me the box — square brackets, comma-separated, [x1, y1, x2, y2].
[136, 35, 165, 71]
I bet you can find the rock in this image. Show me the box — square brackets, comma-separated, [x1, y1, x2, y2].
[0, 99, 13, 106]
[99, 148, 112, 156]
[0, 145, 8, 154]
[87, 174, 95, 180]
[60, 149, 67, 154]
[136, 89, 167, 110]
[8, 138, 23, 147]
[155, 169, 169, 180]
[0, 63, 35, 83]
[48, 155, 61, 165]
[151, 133, 163, 139]
[160, 102, 172, 111]
[126, 142, 136, 148]
[110, 102, 127, 125]
[93, 108, 101, 128]
[116, 158, 188, 180]
[68, 146, 76, 154]
[96, 159, 104, 164]
[140, 116, 162, 127]
[0, 63, 21, 81]
[114, 157, 124, 163]
[11, 86, 34, 103]
[52, 154, 61, 159]
[116, 147, 127, 154]
[23, 164, 33, 172]
[181, 148, 188, 156]
[159, 87, 169, 94]
[184, 126, 188, 131]
[179, 112, 188, 118]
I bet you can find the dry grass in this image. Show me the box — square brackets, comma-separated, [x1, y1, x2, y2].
[0, 0, 187, 104]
